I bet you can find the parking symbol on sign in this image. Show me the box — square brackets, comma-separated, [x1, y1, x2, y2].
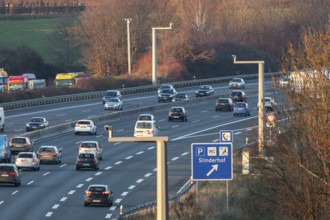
[196, 147, 205, 156]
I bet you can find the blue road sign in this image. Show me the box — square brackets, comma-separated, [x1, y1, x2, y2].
[220, 130, 233, 143]
[191, 143, 233, 181]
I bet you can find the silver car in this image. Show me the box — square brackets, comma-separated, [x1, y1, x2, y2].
[229, 78, 246, 89]
[104, 98, 123, 110]
[75, 120, 97, 135]
[37, 145, 62, 164]
[15, 152, 40, 171]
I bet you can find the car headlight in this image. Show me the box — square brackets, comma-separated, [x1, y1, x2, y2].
[26, 124, 30, 127]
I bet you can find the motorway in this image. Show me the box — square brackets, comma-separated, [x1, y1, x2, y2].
[0, 80, 276, 219]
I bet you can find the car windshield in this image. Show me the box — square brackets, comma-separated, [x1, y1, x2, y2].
[81, 143, 97, 148]
[89, 186, 106, 192]
[236, 103, 246, 108]
[232, 78, 242, 82]
[30, 118, 44, 122]
[108, 98, 118, 102]
[200, 86, 209, 89]
[264, 98, 271, 102]
[136, 122, 152, 129]
[11, 138, 26, 144]
[160, 89, 173, 94]
[39, 148, 55, 153]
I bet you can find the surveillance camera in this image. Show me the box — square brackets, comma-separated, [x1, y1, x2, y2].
[232, 55, 236, 60]
[104, 125, 112, 131]
[169, 23, 173, 27]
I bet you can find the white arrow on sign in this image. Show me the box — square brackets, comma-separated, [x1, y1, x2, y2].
[206, 164, 218, 176]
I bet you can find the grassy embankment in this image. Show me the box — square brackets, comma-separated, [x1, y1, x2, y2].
[0, 15, 75, 65]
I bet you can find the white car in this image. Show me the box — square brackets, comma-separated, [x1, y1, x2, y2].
[75, 120, 97, 135]
[79, 141, 103, 160]
[104, 98, 123, 110]
[134, 121, 159, 137]
[137, 113, 156, 122]
[229, 78, 246, 89]
[15, 152, 40, 171]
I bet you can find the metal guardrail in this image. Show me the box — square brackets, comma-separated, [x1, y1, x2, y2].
[0, 72, 278, 110]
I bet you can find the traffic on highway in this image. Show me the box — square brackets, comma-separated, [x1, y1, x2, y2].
[0, 79, 279, 219]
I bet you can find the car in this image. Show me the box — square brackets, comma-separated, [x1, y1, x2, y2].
[137, 113, 156, 122]
[229, 78, 246, 89]
[134, 121, 159, 137]
[84, 184, 113, 207]
[26, 117, 49, 132]
[158, 88, 177, 102]
[0, 164, 21, 187]
[76, 152, 99, 170]
[278, 75, 290, 87]
[104, 98, 123, 110]
[15, 152, 40, 171]
[37, 145, 62, 164]
[230, 90, 247, 102]
[172, 93, 189, 102]
[195, 85, 214, 97]
[157, 84, 175, 94]
[233, 102, 251, 116]
[75, 119, 97, 135]
[79, 141, 103, 160]
[263, 97, 278, 112]
[215, 98, 234, 111]
[0, 135, 11, 163]
[102, 90, 122, 104]
[168, 106, 188, 122]
[9, 137, 33, 154]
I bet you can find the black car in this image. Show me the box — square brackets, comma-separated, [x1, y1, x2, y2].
[76, 153, 99, 170]
[168, 106, 188, 122]
[158, 89, 177, 102]
[195, 85, 214, 97]
[172, 93, 189, 102]
[230, 90, 247, 102]
[84, 184, 113, 207]
[0, 164, 21, 187]
[215, 98, 234, 111]
[26, 117, 49, 132]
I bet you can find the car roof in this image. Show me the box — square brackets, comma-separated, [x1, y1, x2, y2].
[81, 141, 98, 144]
[88, 184, 109, 189]
[12, 136, 29, 140]
[171, 106, 184, 109]
[77, 119, 93, 123]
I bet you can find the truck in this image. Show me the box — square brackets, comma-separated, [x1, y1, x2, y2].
[55, 73, 75, 87]
[0, 68, 9, 92]
[28, 79, 46, 90]
[7, 75, 29, 91]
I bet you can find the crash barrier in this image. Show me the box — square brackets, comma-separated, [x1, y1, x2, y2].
[23, 93, 231, 142]
[0, 72, 278, 110]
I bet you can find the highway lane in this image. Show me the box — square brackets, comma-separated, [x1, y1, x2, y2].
[3, 79, 276, 138]
[0, 91, 267, 220]
[0, 80, 279, 219]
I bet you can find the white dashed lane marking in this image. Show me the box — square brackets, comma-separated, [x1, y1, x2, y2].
[43, 172, 50, 176]
[45, 212, 53, 217]
[121, 192, 128, 196]
[52, 204, 60, 209]
[68, 190, 75, 195]
[12, 190, 18, 195]
[115, 161, 122, 165]
[136, 179, 143, 183]
[95, 172, 102, 176]
[85, 178, 93, 182]
[105, 166, 112, 170]
[128, 185, 135, 190]
[76, 184, 84, 188]
[60, 197, 67, 202]
[125, 156, 133, 160]
[27, 181, 34, 185]
[136, 151, 144, 155]
[144, 173, 152, 177]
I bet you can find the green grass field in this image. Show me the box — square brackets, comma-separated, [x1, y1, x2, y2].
[0, 15, 77, 64]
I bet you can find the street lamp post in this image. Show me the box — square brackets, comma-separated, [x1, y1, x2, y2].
[152, 23, 173, 85]
[232, 56, 265, 157]
[124, 18, 132, 75]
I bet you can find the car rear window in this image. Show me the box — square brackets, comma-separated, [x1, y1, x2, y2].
[236, 103, 246, 108]
[39, 148, 55, 153]
[89, 186, 106, 192]
[218, 99, 229, 103]
[231, 91, 242, 96]
[79, 154, 95, 159]
[12, 138, 27, 144]
[81, 143, 97, 148]
[0, 166, 14, 171]
[105, 91, 118, 96]
[77, 121, 91, 125]
[18, 153, 33, 158]
[31, 118, 43, 122]
[138, 115, 152, 121]
[171, 108, 183, 112]
[136, 122, 152, 129]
